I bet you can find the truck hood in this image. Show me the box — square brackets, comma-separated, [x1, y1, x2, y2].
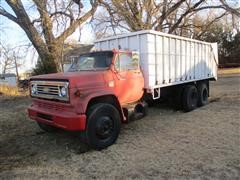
[30, 71, 109, 89]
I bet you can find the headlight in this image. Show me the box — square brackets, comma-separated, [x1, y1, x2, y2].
[59, 86, 67, 97]
[31, 84, 37, 94]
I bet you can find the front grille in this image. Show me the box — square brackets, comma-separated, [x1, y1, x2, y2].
[36, 101, 65, 111]
[30, 81, 69, 102]
[37, 113, 53, 121]
[37, 84, 60, 96]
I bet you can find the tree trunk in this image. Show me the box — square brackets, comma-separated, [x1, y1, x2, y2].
[14, 55, 19, 81]
[33, 51, 58, 75]
[48, 42, 63, 72]
[34, 41, 63, 74]
[0, 0, 98, 75]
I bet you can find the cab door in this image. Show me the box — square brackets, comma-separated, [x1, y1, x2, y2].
[113, 51, 144, 104]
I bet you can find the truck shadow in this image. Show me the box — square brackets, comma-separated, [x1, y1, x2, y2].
[33, 129, 91, 154]
[0, 123, 91, 172]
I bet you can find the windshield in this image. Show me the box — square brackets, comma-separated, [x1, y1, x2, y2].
[68, 51, 113, 72]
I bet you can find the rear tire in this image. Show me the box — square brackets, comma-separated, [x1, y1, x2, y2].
[86, 103, 121, 150]
[197, 82, 209, 106]
[182, 85, 198, 112]
[37, 122, 58, 132]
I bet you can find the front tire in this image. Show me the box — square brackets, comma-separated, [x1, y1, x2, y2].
[182, 85, 198, 112]
[86, 103, 121, 150]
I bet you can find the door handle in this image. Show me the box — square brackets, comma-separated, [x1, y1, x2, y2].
[133, 71, 140, 74]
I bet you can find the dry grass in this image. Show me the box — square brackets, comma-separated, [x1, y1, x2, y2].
[218, 67, 240, 75]
[0, 76, 240, 179]
[0, 84, 28, 97]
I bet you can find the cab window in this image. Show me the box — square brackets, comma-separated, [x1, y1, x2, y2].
[115, 53, 139, 71]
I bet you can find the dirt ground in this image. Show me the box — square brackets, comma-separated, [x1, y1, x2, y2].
[0, 75, 239, 179]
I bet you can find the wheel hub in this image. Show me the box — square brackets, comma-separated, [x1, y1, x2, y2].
[96, 116, 113, 139]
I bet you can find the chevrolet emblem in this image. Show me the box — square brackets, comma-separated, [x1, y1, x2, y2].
[43, 87, 49, 92]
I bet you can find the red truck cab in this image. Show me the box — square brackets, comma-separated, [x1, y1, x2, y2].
[28, 49, 145, 149]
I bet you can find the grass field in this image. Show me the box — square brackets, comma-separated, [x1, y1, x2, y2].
[0, 75, 240, 179]
[218, 67, 240, 75]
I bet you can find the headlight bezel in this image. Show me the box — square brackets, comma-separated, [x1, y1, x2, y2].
[31, 83, 37, 94]
[30, 81, 70, 102]
[59, 86, 67, 97]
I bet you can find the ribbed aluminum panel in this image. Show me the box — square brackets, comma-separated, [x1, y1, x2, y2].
[95, 30, 218, 90]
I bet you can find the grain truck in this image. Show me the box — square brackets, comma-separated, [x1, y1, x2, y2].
[28, 30, 218, 149]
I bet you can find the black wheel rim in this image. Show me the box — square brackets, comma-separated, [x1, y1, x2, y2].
[95, 116, 114, 139]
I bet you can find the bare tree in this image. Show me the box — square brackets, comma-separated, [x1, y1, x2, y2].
[191, 10, 229, 39]
[91, 9, 128, 39]
[219, 0, 240, 33]
[0, 43, 28, 80]
[0, 0, 99, 73]
[220, 0, 240, 17]
[0, 43, 15, 74]
[95, 0, 237, 37]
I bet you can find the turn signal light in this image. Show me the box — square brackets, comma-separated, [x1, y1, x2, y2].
[74, 89, 81, 97]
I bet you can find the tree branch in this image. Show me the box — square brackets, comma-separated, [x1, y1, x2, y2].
[50, 11, 74, 23]
[195, 12, 228, 38]
[32, 0, 54, 44]
[155, 0, 185, 31]
[169, 0, 205, 33]
[0, 7, 19, 24]
[194, 5, 225, 12]
[55, 0, 98, 43]
[220, 0, 240, 17]
[5, 0, 49, 55]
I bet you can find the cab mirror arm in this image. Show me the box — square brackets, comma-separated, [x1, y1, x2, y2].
[110, 64, 118, 73]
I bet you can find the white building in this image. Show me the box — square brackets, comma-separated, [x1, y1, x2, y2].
[0, 73, 17, 86]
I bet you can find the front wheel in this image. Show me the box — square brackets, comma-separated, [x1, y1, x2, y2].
[86, 103, 121, 150]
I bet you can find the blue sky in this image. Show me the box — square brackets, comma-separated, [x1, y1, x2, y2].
[0, 1, 28, 45]
[0, 0, 95, 44]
